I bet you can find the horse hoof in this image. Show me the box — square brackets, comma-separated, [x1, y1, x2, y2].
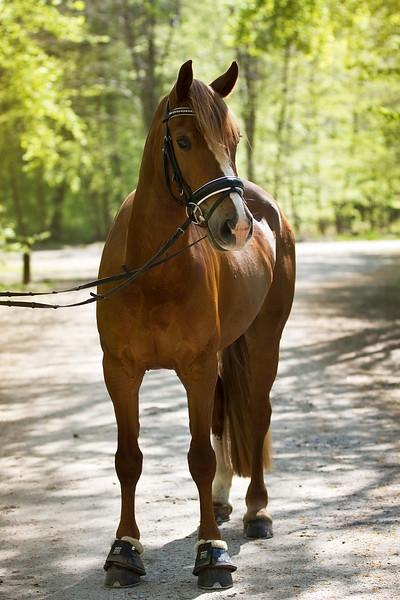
[104, 565, 141, 588]
[104, 538, 145, 588]
[197, 568, 234, 590]
[193, 540, 236, 589]
[213, 502, 232, 524]
[244, 518, 273, 539]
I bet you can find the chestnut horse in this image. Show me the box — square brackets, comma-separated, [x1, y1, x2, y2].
[97, 60, 295, 590]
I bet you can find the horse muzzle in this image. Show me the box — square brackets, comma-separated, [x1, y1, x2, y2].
[207, 196, 253, 252]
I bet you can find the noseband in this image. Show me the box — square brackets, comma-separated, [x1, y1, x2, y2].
[162, 101, 245, 225]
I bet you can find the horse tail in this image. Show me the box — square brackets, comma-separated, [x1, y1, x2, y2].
[220, 335, 272, 477]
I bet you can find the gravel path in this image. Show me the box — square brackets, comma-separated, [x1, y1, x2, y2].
[0, 240, 399, 600]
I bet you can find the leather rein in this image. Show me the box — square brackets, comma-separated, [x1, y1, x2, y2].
[0, 100, 245, 309]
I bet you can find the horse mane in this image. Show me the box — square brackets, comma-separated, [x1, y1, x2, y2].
[188, 80, 240, 170]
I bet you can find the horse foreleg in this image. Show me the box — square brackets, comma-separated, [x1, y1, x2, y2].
[179, 359, 237, 590]
[102, 353, 146, 588]
[211, 377, 233, 524]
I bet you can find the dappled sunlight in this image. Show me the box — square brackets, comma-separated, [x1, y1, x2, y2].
[0, 241, 399, 598]
[257, 242, 400, 598]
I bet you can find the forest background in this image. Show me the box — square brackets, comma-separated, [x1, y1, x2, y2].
[0, 0, 399, 261]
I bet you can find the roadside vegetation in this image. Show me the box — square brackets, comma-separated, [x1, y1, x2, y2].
[1, 0, 399, 261]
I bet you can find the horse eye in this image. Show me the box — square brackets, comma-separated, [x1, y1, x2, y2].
[177, 136, 191, 150]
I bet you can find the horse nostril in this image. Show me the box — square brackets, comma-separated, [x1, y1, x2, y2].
[221, 219, 234, 241]
[246, 217, 254, 240]
[225, 216, 238, 234]
[228, 215, 239, 233]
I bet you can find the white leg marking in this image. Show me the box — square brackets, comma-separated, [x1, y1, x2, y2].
[212, 434, 233, 504]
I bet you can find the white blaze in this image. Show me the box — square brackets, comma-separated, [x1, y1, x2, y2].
[217, 159, 249, 232]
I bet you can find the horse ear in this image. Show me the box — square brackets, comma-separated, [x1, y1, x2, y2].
[210, 61, 239, 97]
[173, 60, 193, 103]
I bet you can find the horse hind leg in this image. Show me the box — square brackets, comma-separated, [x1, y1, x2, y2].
[243, 353, 275, 539]
[243, 295, 293, 538]
[218, 326, 283, 539]
[212, 377, 233, 524]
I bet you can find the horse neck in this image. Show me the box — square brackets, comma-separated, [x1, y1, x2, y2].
[125, 161, 189, 269]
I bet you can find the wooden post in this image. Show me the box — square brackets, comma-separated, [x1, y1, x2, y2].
[23, 251, 31, 285]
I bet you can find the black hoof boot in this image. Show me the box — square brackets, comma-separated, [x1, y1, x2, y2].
[104, 539, 146, 588]
[244, 518, 273, 539]
[213, 502, 233, 525]
[193, 541, 236, 590]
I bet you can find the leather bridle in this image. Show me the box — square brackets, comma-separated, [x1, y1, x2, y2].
[162, 101, 245, 226]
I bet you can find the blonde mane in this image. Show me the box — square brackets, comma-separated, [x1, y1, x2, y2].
[188, 80, 240, 170]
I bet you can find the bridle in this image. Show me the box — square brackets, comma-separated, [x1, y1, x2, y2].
[0, 101, 247, 310]
[162, 101, 245, 226]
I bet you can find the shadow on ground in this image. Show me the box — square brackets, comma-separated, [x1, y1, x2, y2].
[0, 241, 399, 600]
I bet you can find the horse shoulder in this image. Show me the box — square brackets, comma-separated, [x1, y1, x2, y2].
[97, 191, 141, 357]
[99, 190, 136, 277]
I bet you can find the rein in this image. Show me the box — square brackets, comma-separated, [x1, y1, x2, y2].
[1, 99, 244, 310]
[0, 218, 206, 309]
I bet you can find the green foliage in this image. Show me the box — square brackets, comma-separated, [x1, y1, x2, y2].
[234, 0, 324, 52]
[230, 0, 400, 236]
[0, 0, 398, 243]
[0, 0, 87, 179]
[0, 0, 90, 249]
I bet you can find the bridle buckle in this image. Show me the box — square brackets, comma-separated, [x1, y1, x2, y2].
[186, 202, 206, 225]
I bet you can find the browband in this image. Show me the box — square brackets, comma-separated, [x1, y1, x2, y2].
[163, 106, 194, 122]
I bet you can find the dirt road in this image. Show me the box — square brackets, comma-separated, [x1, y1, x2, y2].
[0, 241, 399, 600]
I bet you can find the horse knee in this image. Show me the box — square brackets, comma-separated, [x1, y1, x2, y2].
[115, 445, 143, 485]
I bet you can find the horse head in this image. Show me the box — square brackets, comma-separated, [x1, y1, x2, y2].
[159, 60, 253, 251]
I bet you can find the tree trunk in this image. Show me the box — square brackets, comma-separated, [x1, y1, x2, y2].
[23, 251, 31, 285]
[285, 50, 300, 232]
[238, 50, 259, 181]
[35, 169, 47, 231]
[102, 191, 111, 237]
[9, 160, 26, 236]
[121, 1, 160, 132]
[9, 159, 31, 284]
[105, 93, 120, 234]
[273, 40, 292, 200]
[308, 59, 325, 234]
[141, 14, 158, 131]
[88, 190, 103, 240]
[339, 108, 359, 234]
[50, 183, 67, 242]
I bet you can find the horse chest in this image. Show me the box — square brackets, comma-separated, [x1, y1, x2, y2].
[122, 280, 217, 366]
